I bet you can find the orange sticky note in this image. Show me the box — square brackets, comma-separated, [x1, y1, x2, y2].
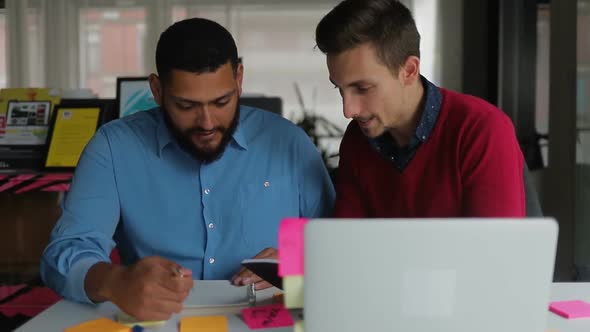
[180, 316, 228, 332]
[64, 318, 130, 332]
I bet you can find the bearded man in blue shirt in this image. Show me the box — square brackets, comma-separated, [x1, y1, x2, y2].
[40, 18, 335, 321]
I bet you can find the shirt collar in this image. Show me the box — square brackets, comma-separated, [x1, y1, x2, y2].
[156, 109, 173, 158]
[367, 76, 442, 158]
[231, 108, 248, 150]
[156, 106, 249, 158]
[369, 76, 441, 145]
[414, 76, 442, 143]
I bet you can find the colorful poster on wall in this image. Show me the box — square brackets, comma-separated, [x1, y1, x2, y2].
[0, 88, 61, 145]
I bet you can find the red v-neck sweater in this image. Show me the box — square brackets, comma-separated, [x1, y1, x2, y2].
[334, 88, 525, 218]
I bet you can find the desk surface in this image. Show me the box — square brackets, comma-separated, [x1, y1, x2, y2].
[547, 282, 590, 331]
[14, 282, 590, 332]
[15, 281, 291, 332]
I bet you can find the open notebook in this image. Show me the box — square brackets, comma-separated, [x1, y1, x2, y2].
[185, 280, 255, 308]
[116, 280, 256, 325]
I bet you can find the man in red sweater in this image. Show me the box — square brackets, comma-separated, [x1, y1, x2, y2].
[315, 0, 525, 217]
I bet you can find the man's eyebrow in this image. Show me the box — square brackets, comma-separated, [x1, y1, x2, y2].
[171, 96, 201, 105]
[346, 80, 372, 88]
[211, 89, 236, 103]
[329, 78, 371, 88]
[171, 89, 237, 105]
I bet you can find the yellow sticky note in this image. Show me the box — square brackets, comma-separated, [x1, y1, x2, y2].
[294, 320, 305, 332]
[65, 318, 130, 332]
[283, 275, 304, 308]
[180, 316, 228, 332]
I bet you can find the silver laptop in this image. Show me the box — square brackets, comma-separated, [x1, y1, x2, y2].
[304, 218, 558, 332]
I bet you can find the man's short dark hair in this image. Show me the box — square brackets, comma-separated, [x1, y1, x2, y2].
[156, 18, 239, 82]
[315, 0, 420, 73]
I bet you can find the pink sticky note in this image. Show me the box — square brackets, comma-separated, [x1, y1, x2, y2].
[278, 218, 308, 276]
[549, 300, 590, 319]
[241, 304, 294, 329]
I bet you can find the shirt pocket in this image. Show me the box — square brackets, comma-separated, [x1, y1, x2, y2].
[238, 177, 298, 250]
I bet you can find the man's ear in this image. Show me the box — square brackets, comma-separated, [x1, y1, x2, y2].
[148, 73, 163, 106]
[235, 62, 244, 96]
[398, 56, 421, 87]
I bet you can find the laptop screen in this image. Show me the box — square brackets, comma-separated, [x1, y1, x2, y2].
[303, 218, 557, 332]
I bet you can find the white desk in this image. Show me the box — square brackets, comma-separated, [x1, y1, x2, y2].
[14, 282, 590, 332]
[15, 281, 292, 332]
[547, 283, 590, 331]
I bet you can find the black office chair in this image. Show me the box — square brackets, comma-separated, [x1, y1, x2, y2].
[523, 163, 543, 217]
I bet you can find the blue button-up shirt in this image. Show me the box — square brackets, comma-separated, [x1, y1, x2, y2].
[40, 106, 335, 304]
[369, 76, 442, 170]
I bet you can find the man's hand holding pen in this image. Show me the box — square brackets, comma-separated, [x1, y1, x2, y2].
[87, 256, 193, 321]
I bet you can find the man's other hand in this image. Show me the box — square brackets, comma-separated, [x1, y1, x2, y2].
[231, 247, 276, 290]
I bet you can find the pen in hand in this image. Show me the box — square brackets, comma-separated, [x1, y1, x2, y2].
[172, 266, 193, 284]
[171, 266, 193, 305]
[173, 267, 184, 278]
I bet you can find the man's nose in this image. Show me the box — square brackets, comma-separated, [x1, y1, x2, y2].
[196, 107, 214, 130]
[342, 95, 360, 119]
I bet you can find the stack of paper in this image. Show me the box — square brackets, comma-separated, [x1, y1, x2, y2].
[115, 311, 165, 328]
[183, 280, 254, 316]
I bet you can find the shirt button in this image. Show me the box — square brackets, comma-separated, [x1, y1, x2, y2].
[208, 223, 215, 229]
[204, 188, 210, 195]
[264, 181, 270, 187]
[209, 258, 215, 264]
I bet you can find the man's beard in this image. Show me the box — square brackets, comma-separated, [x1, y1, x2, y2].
[162, 104, 240, 164]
